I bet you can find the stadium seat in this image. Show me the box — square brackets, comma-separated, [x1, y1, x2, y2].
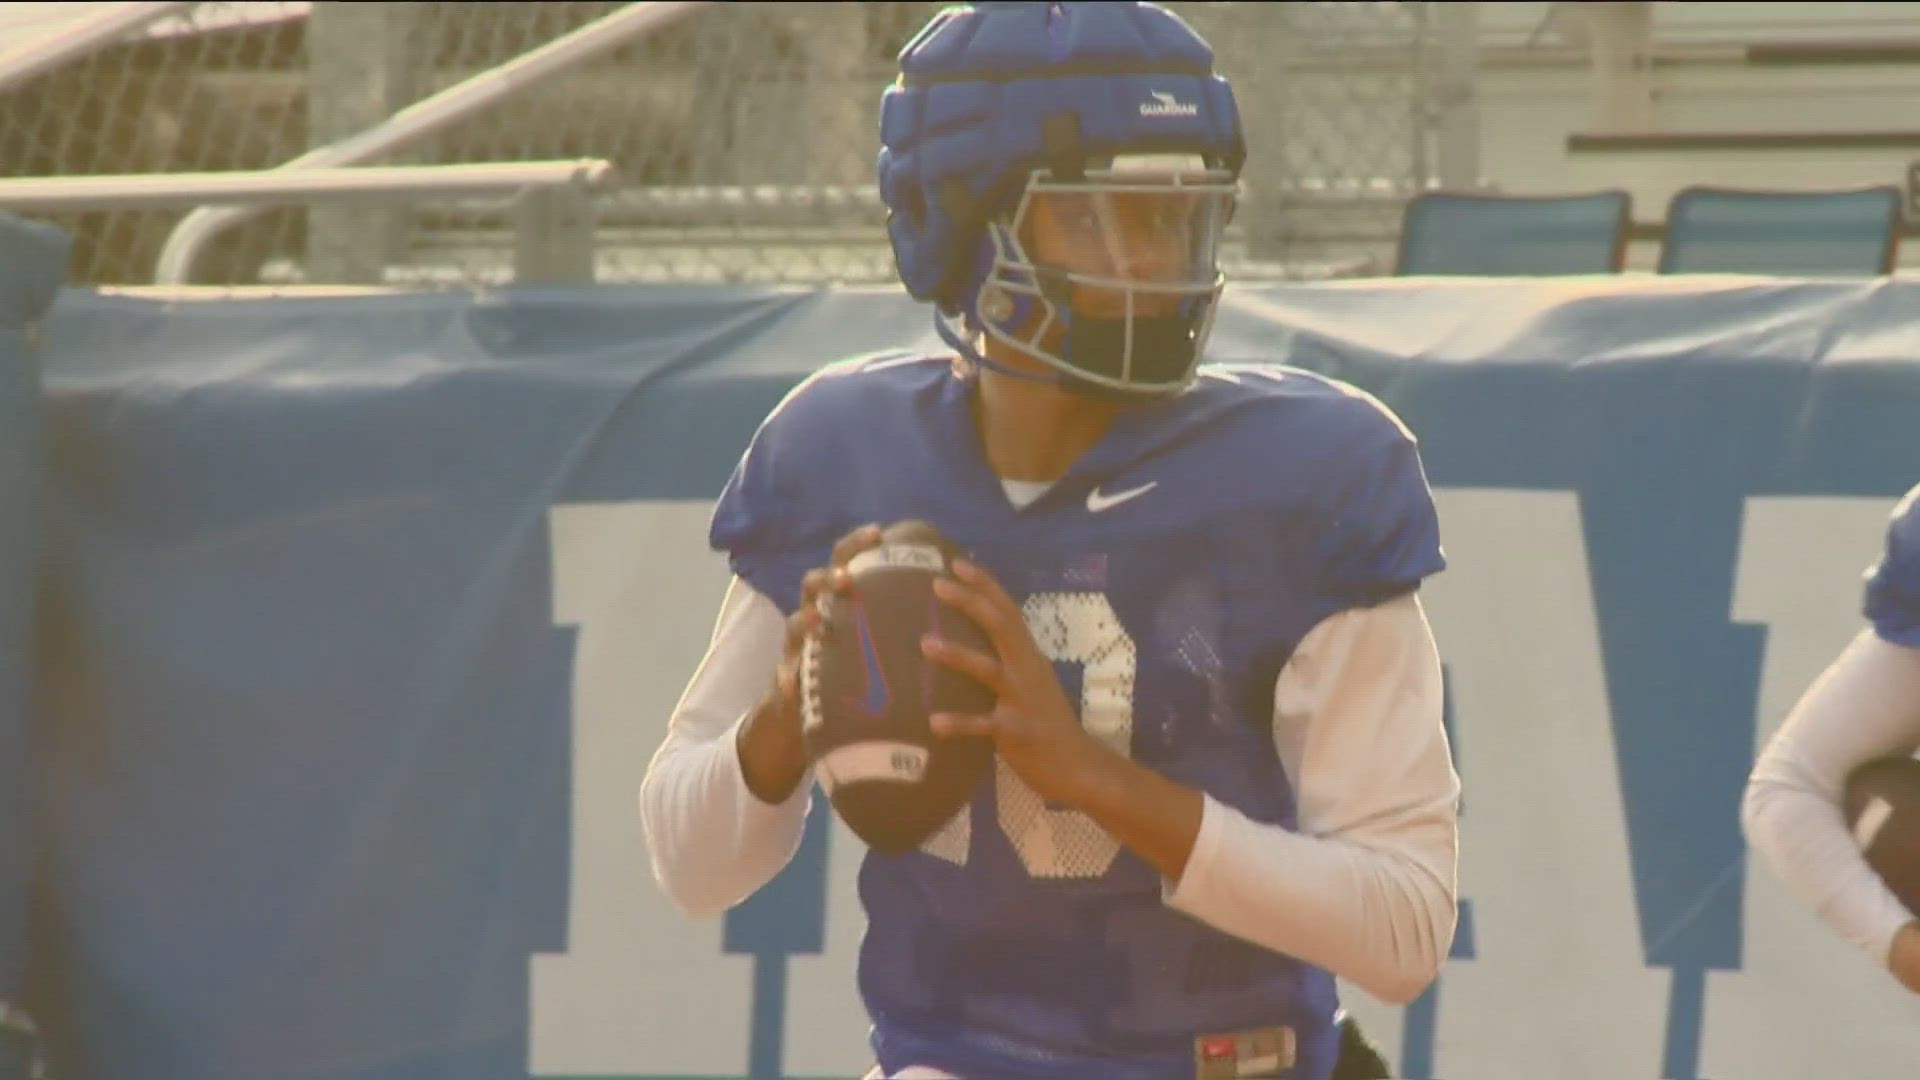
[1394, 190, 1632, 276]
[1658, 185, 1903, 275]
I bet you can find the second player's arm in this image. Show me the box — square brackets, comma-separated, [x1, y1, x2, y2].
[1741, 629, 1920, 992]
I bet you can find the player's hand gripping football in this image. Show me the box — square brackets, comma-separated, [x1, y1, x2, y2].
[1892, 921, 1920, 995]
[735, 524, 885, 804]
[921, 558, 1107, 807]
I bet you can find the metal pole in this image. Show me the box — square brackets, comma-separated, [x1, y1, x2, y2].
[0, 160, 617, 210]
[306, 2, 421, 284]
[155, 0, 713, 285]
[1585, 1, 1655, 133]
[513, 186, 598, 285]
[789, 3, 869, 188]
[1434, 1, 1483, 191]
[0, 1, 193, 97]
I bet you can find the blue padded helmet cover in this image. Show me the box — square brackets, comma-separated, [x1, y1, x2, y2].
[877, 1, 1246, 313]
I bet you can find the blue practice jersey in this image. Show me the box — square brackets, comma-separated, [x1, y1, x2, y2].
[1865, 482, 1920, 648]
[711, 353, 1445, 1080]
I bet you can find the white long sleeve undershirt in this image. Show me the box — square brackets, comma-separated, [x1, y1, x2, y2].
[639, 569, 1461, 1006]
[1742, 628, 1920, 969]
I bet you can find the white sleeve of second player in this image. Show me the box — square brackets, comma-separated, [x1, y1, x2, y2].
[638, 576, 815, 919]
[1165, 593, 1461, 1006]
[1741, 629, 1920, 968]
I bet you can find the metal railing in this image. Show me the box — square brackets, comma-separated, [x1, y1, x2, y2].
[0, 159, 618, 285]
[0, 1, 196, 97]
[153, 0, 712, 285]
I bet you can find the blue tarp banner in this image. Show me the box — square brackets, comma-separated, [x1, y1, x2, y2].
[22, 277, 1920, 1079]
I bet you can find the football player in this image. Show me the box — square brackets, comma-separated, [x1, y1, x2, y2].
[1743, 482, 1920, 995]
[640, 3, 1460, 1077]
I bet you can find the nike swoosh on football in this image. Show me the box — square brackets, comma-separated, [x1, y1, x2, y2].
[1086, 480, 1158, 512]
[853, 605, 891, 715]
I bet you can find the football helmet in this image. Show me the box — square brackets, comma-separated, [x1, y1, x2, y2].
[878, 1, 1246, 399]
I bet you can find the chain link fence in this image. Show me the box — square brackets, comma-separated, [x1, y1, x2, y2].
[0, 1, 1470, 288]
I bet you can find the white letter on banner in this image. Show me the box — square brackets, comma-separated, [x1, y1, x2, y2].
[530, 501, 757, 1077]
[1339, 489, 1670, 1078]
[779, 815, 872, 1076]
[1701, 495, 1920, 1077]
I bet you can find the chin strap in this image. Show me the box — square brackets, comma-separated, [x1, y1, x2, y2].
[932, 306, 1064, 388]
[935, 306, 1185, 406]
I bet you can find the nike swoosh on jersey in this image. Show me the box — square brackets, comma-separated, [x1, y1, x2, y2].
[1086, 480, 1158, 513]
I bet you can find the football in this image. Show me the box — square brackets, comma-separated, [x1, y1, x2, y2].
[1843, 755, 1920, 917]
[800, 520, 997, 854]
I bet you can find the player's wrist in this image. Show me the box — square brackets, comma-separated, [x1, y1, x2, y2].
[1890, 921, 1920, 994]
[1056, 738, 1206, 882]
[736, 695, 808, 805]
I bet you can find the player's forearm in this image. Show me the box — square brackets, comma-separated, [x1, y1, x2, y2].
[1168, 795, 1456, 1005]
[736, 693, 811, 804]
[638, 577, 812, 918]
[1064, 745, 1206, 881]
[1742, 771, 1915, 965]
[1154, 594, 1459, 1004]
[639, 715, 813, 918]
[1741, 630, 1920, 966]
[1064, 716, 1455, 1005]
